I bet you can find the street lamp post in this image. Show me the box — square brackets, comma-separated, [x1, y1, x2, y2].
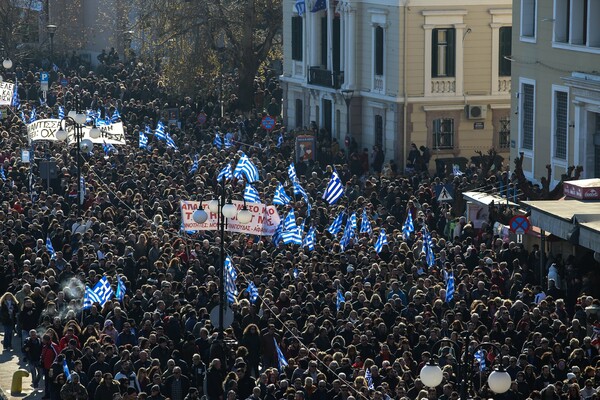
[419, 337, 511, 400]
[341, 89, 354, 156]
[123, 30, 134, 63]
[192, 177, 252, 363]
[46, 24, 58, 62]
[56, 96, 100, 218]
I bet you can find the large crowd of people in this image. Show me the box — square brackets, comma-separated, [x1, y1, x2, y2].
[0, 52, 599, 400]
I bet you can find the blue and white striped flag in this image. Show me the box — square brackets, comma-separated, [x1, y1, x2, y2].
[12, 79, 20, 109]
[273, 183, 291, 205]
[165, 132, 177, 149]
[422, 228, 435, 267]
[46, 236, 55, 259]
[453, 164, 464, 176]
[115, 275, 126, 301]
[277, 133, 284, 148]
[374, 229, 388, 254]
[58, 106, 65, 120]
[233, 153, 260, 183]
[287, 163, 297, 182]
[111, 109, 121, 123]
[282, 209, 302, 245]
[336, 289, 345, 312]
[246, 281, 259, 304]
[402, 211, 414, 240]
[93, 276, 114, 306]
[189, 154, 199, 175]
[293, 179, 309, 203]
[272, 220, 284, 246]
[474, 349, 486, 371]
[224, 256, 238, 304]
[244, 183, 261, 203]
[79, 177, 85, 205]
[365, 368, 375, 390]
[213, 133, 223, 149]
[322, 170, 344, 205]
[217, 164, 233, 182]
[83, 286, 101, 309]
[0, 166, 6, 181]
[224, 136, 233, 149]
[52, 63, 59, 72]
[327, 211, 345, 235]
[274, 338, 288, 371]
[303, 226, 316, 251]
[103, 141, 117, 157]
[340, 212, 357, 251]
[139, 129, 149, 149]
[293, 268, 299, 279]
[30, 107, 37, 123]
[63, 359, 71, 382]
[445, 272, 455, 303]
[154, 121, 166, 141]
[295, 0, 305, 16]
[360, 208, 372, 235]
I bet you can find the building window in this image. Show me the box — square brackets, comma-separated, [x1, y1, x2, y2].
[521, 83, 535, 150]
[291, 16, 303, 61]
[521, 0, 536, 38]
[499, 116, 511, 149]
[555, 0, 600, 48]
[433, 118, 454, 149]
[499, 27, 512, 76]
[295, 99, 303, 128]
[375, 115, 383, 148]
[375, 26, 384, 76]
[432, 29, 455, 78]
[554, 0, 570, 43]
[554, 91, 568, 160]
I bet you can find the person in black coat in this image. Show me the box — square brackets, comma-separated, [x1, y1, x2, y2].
[205, 359, 225, 400]
[22, 329, 42, 388]
[239, 324, 261, 377]
[164, 366, 190, 400]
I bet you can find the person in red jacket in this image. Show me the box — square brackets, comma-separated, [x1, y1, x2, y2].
[41, 333, 59, 400]
[58, 327, 81, 352]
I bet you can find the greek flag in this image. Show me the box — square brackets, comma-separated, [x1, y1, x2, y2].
[311, 0, 326, 12]
[111, 109, 121, 123]
[115, 275, 126, 301]
[58, 106, 65, 120]
[246, 281, 259, 304]
[224, 256, 238, 304]
[295, 0, 306, 16]
[189, 154, 199, 175]
[52, 63, 59, 72]
[365, 368, 375, 390]
[327, 211, 344, 235]
[303, 226, 316, 251]
[79, 177, 85, 205]
[277, 133, 284, 148]
[93, 276, 114, 306]
[272, 220, 284, 246]
[274, 338, 288, 370]
[374, 229, 388, 254]
[360, 208, 372, 235]
[282, 209, 302, 245]
[287, 163, 297, 182]
[154, 121, 166, 141]
[293, 180, 309, 203]
[165, 132, 177, 149]
[422, 228, 435, 267]
[306, 202, 312, 217]
[224, 136, 233, 149]
[323, 170, 344, 205]
[63, 359, 71, 382]
[46, 236, 55, 259]
[402, 211, 414, 240]
[217, 164, 233, 182]
[213, 133, 223, 149]
[12, 80, 20, 109]
[139, 129, 149, 149]
[103, 141, 117, 157]
[336, 289, 345, 311]
[83, 286, 101, 309]
[453, 164, 464, 176]
[474, 349, 486, 371]
[244, 183, 261, 203]
[233, 153, 260, 183]
[445, 272, 455, 303]
[340, 213, 357, 251]
[273, 183, 291, 205]
[0, 166, 6, 181]
[30, 107, 37, 123]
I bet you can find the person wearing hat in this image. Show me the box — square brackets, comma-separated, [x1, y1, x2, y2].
[59, 372, 88, 400]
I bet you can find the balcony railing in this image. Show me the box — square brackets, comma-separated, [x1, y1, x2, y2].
[374, 75, 384, 93]
[308, 67, 344, 89]
[431, 78, 456, 94]
[498, 77, 511, 93]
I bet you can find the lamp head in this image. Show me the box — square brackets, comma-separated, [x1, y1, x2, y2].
[420, 363, 443, 388]
[56, 128, 68, 142]
[192, 208, 209, 224]
[2, 58, 12, 70]
[79, 138, 93, 153]
[89, 126, 101, 139]
[237, 206, 253, 224]
[208, 199, 220, 214]
[222, 202, 237, 219]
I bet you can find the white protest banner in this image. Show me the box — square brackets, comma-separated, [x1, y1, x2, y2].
[27, 119, 62, 142]
[180, 200, 281, 236]
[67, 122, 126, 145]
[0, 82, 14, 106]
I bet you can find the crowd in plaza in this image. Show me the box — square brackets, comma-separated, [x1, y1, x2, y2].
[0, 52, 600, 400]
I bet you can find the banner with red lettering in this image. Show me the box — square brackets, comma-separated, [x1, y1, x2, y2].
[180, 200, 281, 236]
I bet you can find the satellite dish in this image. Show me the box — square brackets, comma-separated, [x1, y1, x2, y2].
[209, 305, 234, 329]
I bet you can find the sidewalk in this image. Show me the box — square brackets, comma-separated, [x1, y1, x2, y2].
[0, 330, 43, 400]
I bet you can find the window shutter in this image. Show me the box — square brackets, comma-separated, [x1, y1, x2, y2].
[291, 17, 303, 61]
[375, 27, 384, 76]
[446, 28, 456, 77]
[321, 17, 328, 67]
[333, 17, 341, 72]
[432, 29, 439, 78]
[499, 27, 512, 76]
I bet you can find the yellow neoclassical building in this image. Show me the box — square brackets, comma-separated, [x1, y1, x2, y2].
[281, 0, 513, 172]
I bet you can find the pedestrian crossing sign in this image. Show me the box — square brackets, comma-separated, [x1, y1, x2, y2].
[435, 185, 454, 202]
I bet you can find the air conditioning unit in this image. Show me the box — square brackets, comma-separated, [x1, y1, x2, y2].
[466, 105, 487, 120]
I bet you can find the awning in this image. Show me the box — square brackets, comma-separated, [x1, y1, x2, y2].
[463, 191, 518, 207]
